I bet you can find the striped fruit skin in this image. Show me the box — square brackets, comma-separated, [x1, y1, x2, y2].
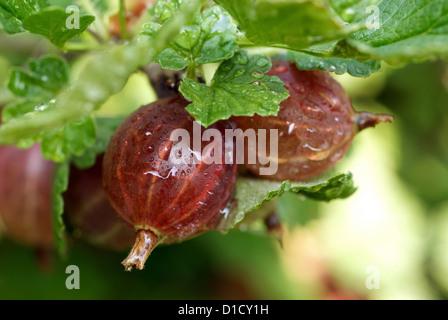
[64, 155, 135, 251]
[103, 95, 237, 243]
[0, 144, 54, 248]
[232, 60, 357, 181]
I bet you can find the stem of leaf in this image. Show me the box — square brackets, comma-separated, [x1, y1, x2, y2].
[118, 0, 128, 39]
[186, 63, 198, 81]
[62, 42, 111, 51]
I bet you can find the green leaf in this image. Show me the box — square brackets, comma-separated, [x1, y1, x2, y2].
[1, 100, 40, 122]
[339, 0, 448, 63]
[144, 5, 238, 70]
[152, 0, 183, 22]
[72, 116, 125, 169]
[23, 7, 95, 47]
[0, 0, 49, 34]
[329, 0, 382, 23]
[179, 51, 289, 127]
[41, 116, 96, 162]
[215, 0, 359, 50]
[220, 172, 356, 230]
[277, 192, 320, 227]
[51, 161, 69, 256]
[7, 56, 69, 99]
[3, 106, 97, 163]
[288, 51, 381, 77]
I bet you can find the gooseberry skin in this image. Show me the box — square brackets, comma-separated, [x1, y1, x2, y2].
[64, 156, 135, 251]
[232, 60, 392, 181]
[103, 95, 238, 270]
[0, 144, 54, 248]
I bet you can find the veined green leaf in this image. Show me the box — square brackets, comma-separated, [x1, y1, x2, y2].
[41, 116, 96, 162]
[23, 7, 95, 47]
[215, 0, 359, 50]
[220, 172, 356, 230]
[338, 0, 448, 64]
[179, 51, 289, 127]
[143, 5, 238, 70]
[0, 0, 49, 34]
[7, 55, 69, 99]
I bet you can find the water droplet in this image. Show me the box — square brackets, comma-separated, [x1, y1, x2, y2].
[301, 140, 331, 161]
[292, 83, 305, 95]
[287, 122, 295, 135]
[234, 69, 245, 77]
[222, 64, 232, 72]
[273, 65, 288, 73]
[236, 54, 248, 65]
[251, 71, 264, 79]
[301, 103, 326, 120]
[256, 57, 269, 68]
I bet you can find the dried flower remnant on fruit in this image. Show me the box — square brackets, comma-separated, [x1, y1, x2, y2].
[103, 95, 238, 271]
[232, 60, 393, 181]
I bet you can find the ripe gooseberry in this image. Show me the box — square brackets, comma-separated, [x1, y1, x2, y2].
[103, 95, 238, 271]
[232, 60, 393, 181]
[0, 144, 55, 248]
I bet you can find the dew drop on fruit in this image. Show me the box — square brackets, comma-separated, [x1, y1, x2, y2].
[301, 102, 326, 121]
[301, 140, 331, 161]
[273, 65, 288, 73]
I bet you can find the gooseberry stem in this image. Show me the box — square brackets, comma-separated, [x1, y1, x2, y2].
[122, 229, 160, 271]
[355, 112, 394, 132]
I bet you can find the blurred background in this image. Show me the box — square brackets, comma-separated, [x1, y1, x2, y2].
[0, 28, 448, 299]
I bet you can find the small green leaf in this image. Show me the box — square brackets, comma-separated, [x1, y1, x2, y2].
[23, 7, 95, 47]
[221, 172, 356, 230]
[288, 51, 381, 77]
[7, 56, 69, 99]
[215, 0, 359, 50]
[41, 116, 96, 163]
[179, 51, 289, 127]
[156, 47, 189, 70]
[52, 161, 69, 256]
[152, 0, 183, 22]
[1, 100, 40, 122]
[0, 0, 49, 34]
[147, 5, 238, 70]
